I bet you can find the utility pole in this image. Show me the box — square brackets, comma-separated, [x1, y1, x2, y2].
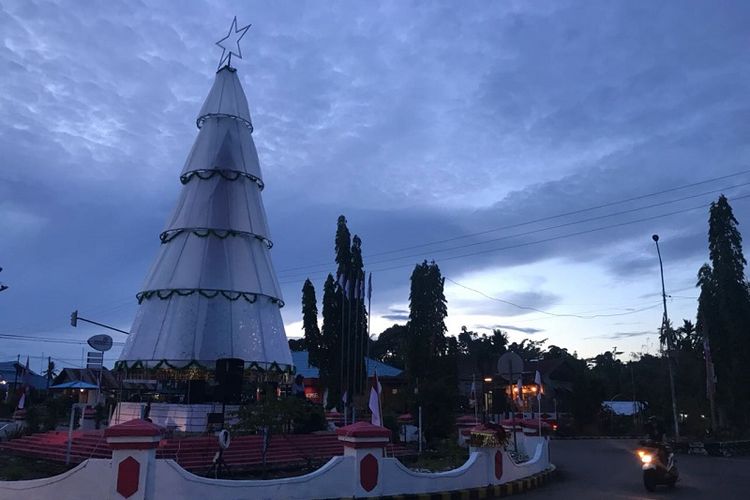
[652, 234, 680, 440]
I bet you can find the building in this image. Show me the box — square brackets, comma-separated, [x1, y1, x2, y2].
[290, 351, 403, 405]
[0, 361, 48, 397]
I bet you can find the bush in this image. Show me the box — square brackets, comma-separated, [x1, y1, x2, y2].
[383, 414, 399, 443]
[234, 397, 327, 435]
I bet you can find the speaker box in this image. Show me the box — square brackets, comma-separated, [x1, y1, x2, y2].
[186, 379, 206, 404]
[216, 358, 244, 403]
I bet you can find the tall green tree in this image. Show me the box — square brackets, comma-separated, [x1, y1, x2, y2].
[348, 235, 368, 396]
[406, 260, 448, 379]
[302, 279, 322, 366]
[320, 274, 341, 407]
[698, 195, 750, 427]
[335, 215, 352, 279]
[406, 260, 455, 441]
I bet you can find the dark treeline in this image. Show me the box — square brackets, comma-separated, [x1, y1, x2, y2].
[294, 195, 750, 440]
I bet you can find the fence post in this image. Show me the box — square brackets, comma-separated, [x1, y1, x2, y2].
[104, 419, 164, 500]
[337, 421, 391, 497]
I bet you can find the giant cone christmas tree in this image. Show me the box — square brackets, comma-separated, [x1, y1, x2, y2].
[118, 61, 292, 371]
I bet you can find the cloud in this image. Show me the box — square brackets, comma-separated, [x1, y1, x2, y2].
[449, 290, 562, 317]
[586, 330, 655, 340]
[381, 314, 409, 322]
[475, 324, 545, 335]
[2, 0, 749, 363]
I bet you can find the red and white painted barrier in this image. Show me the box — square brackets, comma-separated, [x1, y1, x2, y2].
[0, 419, 552, 499]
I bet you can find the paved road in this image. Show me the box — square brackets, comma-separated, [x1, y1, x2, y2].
[522, 439, 750, 499]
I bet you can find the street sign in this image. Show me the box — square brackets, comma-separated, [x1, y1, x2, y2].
[86, 351, 103, 369]
[497, 351, 524, 382]
[87, 334, 113, 352]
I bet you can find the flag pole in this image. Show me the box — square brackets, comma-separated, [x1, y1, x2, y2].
[345, 274, 354, 422]
[353, 273, 363, 398]
[366, 273, 372, 381]
[472, 374, 478, 423]
[338, 275, 346, 423]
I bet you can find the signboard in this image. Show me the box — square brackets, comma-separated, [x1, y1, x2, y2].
[497, 351, 524, 382]
[87, 334, 113, 352]
[86, 351, 103, 369]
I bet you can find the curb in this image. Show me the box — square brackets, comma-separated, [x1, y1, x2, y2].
[373, 465, 557, 499]
[552, 436, 638, 440]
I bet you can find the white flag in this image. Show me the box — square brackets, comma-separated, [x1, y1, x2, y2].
[535, 370, 543, 401]
[516, 377, 523, 403]
[369, 371, 383, 426]
[469, 380, 477, 407]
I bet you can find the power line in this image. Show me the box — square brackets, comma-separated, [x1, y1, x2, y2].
[279, 192, 750, 283]
[278, 181, 750, 280]
[0, 333, 125, 347]
[277, 169, 750, 275]
[444, 277, 664, 319]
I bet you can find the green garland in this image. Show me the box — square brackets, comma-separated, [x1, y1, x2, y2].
[180, 168, 264, 190]
[159, 228, 272, 248]
[135, 288, 285, 308]
[114, 358, 294, 376]
[196, 112, 253, 132]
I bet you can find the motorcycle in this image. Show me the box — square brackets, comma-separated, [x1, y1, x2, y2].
[637, 442, 679, 492]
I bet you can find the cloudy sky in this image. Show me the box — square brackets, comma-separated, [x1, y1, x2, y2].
[1, 0, 749, 372]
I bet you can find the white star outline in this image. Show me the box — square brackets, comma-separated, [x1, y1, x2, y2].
[216, 17, 251, 69]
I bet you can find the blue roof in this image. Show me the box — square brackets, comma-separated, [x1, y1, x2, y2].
[0, 361, 49, 390]
[291, 351, 402, 379]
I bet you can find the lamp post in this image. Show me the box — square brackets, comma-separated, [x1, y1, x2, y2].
[652, 234, 680, 440]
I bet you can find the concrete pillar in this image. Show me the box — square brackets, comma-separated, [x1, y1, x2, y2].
[104, 419, 164, 500]
[81, 406, 97, 430]
[467, 423, 509, 485]
[336, 421, 391, 497]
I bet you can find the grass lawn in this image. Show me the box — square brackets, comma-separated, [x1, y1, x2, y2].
[0, 454, 75, 481]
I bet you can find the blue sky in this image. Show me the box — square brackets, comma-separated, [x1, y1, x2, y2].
[1, 0, 749, 371]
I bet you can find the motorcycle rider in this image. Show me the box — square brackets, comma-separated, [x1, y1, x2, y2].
[645, 416, 665, 442]
[643, 416, 668, 464]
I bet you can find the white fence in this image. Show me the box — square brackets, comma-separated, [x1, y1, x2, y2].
[111, 402, 240, 433]
[0, 419, 552, 500]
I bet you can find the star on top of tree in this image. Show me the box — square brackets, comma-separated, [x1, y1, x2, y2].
[216, 17, 251, 69]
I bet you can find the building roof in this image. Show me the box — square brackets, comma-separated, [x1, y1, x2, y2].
[291, 351, 402, 379]
[602, 401, 646, 416]
[0, 361, 48, 390]
[52, 367, 119, 390]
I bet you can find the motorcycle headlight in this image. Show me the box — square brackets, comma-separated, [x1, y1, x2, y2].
[640, 453, 653, 464]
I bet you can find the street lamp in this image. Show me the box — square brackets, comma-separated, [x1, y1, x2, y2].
[652, 234, 680, 440]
